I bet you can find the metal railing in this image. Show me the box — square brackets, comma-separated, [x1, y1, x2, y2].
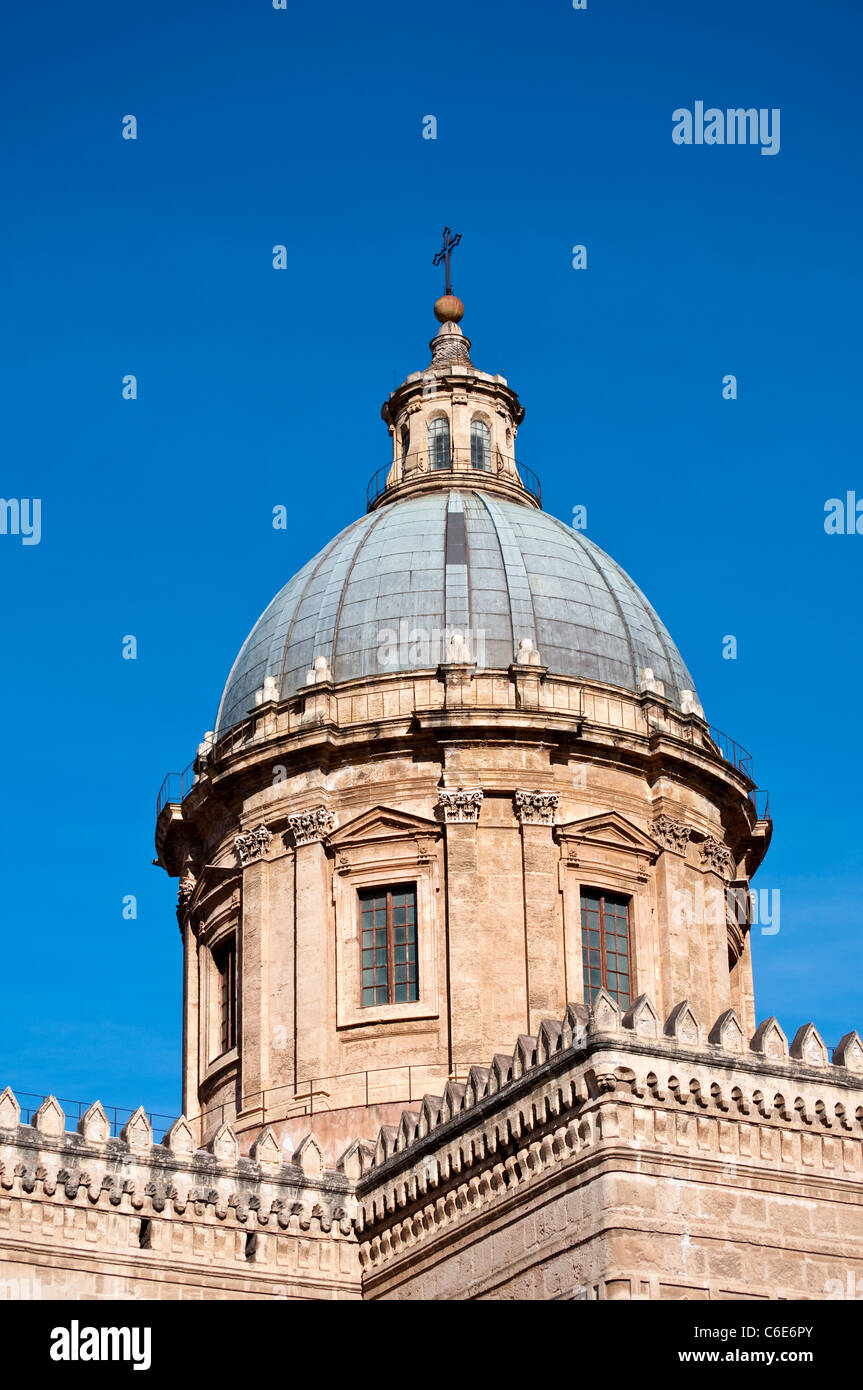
[367, 450, 541, 509]
[12, 1091, 177, 1143]
[156, 759, 197, 817]
[156, 689, 770, 831]
[191, 1060, 483, 1135]
[705, 724, 754, 780]
[749, 789, 771, 821]
[703, 728, 771, 822]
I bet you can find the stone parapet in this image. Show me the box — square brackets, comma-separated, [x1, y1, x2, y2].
[0, 1092, 361, 1300]
[354, 995, 863, 1300]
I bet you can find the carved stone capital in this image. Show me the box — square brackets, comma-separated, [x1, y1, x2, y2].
[234, 825, 272, 866]
[287, 806, 335, 847]
[651, 814, 691, 856]
[437, 789, 483, 824]
[176, 867, 197, 921]
[700, 835, 736, 879]
[514, 789, 559, 826]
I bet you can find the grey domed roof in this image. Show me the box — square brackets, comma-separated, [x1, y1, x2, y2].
[215, 489, 697, 737]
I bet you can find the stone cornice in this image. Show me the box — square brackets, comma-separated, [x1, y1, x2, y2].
[156, 669, 766, 879]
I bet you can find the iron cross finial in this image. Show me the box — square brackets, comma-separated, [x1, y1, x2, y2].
[433, 226, 462, 296]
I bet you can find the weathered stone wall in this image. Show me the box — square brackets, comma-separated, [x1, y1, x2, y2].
[4, 996, 861, 1301]
[160, 666, 766, 1155]
[355, 994, 863, 1301]
[0, 1091, 361, 1301]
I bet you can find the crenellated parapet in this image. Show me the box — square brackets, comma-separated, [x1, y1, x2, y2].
[353, 996, 863, 1299]
[0, 1090, 361, 1300]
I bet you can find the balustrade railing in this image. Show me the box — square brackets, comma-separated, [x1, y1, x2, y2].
[367, 450, 541, 509]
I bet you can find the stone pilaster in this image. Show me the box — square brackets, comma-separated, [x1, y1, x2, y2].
[238, 855, 269, 1121]
[289, 807, 334, 1093]
[181, 918, 199, 1135]
[515, 791, 564, 1032]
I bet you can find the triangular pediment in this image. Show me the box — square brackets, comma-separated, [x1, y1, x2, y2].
[328, 804, 441, 848]
[555, 811, 659, 858]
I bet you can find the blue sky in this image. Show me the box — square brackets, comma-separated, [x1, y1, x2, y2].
[1, 0, 860, 1119]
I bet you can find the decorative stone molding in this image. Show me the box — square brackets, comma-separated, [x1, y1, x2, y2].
[77, 1101, 110, 1144]
[835, 1032, 863, 1072]
[750, 1016, 789, 1060]
[709, 1009, 745, 1054]
[429, 322, 472, 367]
[664, 999, 702, 1046]
[514, 789, 559, 825]
[176, 863, 198, 920]
[120, 1106, 153, 1152]
[650, 814, 691, 856]
[354, 993, 863, 1280]
[623, 994, 661, 1039]
[638, 667, 665, 697]
[436, 788, 483, 824]
[253, 675, 281, 706]
[514, 637, 543, 667]
[0, 1090, 356, 1247]
[0, 1086, 20, 1129]
[286, 806, 335, 847]
[700, 835, 736, 879]
[790, 1023, 829, 1069]
[196, 730, 214, 764]
[234, 824, 272, 866]
[305, 655, 332, 685]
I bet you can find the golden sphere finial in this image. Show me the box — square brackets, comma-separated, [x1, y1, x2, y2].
[434, 293, 465, 324]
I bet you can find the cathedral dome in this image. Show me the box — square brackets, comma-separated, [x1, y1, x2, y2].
[214, 488, 697, 737]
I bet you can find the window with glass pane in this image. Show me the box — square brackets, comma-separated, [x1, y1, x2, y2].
[427, 417, 450, 471]
[213, 937, 237, 1053]
[470, 419, 491, 471]
[580, 889, 631, 1008]
[400, 423, 410, 459]
[359, 885, 418, 1006]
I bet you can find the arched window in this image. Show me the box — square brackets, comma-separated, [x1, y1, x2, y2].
[427, 417, 450, 471]
[471, 419, 491, 471]
[400, 423, 410, 459]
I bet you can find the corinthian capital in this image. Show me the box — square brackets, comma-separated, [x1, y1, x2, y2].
[234, 824, 272, 866]
[650, 814, 691, 856]
[437, 788, 483, 824]
[700, 835, 736, 879]
[287, 805, 335, 847]
[514, 789, 559, 825]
